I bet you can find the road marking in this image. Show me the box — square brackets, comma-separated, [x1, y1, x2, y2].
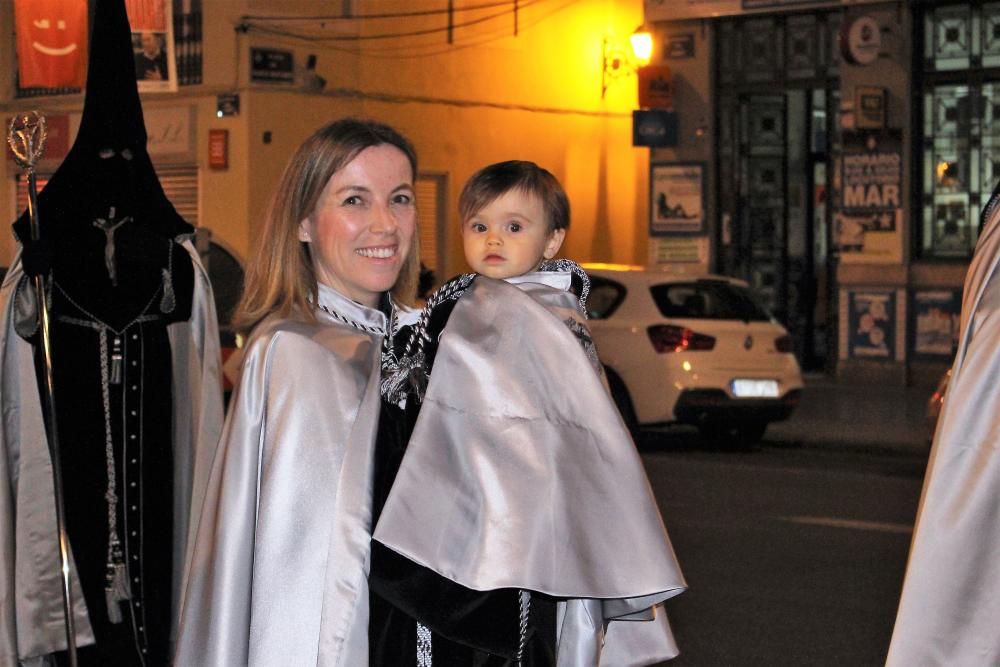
[777, 515, 912, 534]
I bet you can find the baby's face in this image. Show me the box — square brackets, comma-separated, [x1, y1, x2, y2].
[461, 189, 565, 279]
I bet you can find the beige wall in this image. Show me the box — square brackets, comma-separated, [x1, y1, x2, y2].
[2, 0, 652, 277]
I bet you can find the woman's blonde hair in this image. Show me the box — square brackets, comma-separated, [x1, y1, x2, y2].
[233, 118, 420, 334]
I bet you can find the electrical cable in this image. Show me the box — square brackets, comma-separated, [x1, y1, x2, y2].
[241, 0, 525, 22]
[238, 0, 546, 42]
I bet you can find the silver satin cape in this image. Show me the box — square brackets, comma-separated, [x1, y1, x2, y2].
[0, 240, 224, 666]
[373, 274, 687, 666]
[174, 284, 415, 666]
[886, 198, 1000, 666]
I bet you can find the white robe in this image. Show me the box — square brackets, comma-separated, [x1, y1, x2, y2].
[374, 274, 686, 665]
[886, 199, 1000, 666]
[174, 284, 415, 666]
[0, 240, 223, 665]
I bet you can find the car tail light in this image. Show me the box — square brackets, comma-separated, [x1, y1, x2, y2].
[774, 334, 794, 353]
[647, 325, 716, 353]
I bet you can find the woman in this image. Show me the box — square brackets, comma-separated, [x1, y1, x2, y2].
[173, 118, 421, 665]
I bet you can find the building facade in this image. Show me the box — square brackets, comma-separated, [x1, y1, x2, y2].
[1, 0, 650, 311]
[645, 0, 994, 383]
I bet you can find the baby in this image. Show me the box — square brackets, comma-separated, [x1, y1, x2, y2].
[371, 160, 684, 664]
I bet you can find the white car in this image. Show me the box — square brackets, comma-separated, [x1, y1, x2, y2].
[584, 264, 803, 442]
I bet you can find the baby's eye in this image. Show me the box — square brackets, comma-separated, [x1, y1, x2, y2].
[471, 222, 487, 233]
[509, 222, 523, 233]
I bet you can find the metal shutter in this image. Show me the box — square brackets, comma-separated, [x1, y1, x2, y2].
[415, 173, 446, 276]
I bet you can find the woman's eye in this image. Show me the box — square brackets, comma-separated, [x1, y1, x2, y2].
[392, 193, 413, 205]
[343, 195, 363, 206]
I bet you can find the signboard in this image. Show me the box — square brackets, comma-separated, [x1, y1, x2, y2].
[651, 237, 709, 265]
[650, 163, 705, 235]
[837, 130, 903, 264]
[645, 0, 884, 21]
[638, 65, 673, 109]
[251, 48, 294, 83]
[665, 34, 695, 59]
[633, 110, 678, 147]
[912, 289, 961, 357]
[855, 86, 886, 129]
[208, 129, 228, 170]
[217, 93, 240, 117]
[848, 290, 895, 359]
[145, 106, 196, 159]
[126, 0, 177, 92]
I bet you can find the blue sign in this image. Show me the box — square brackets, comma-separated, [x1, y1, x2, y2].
[633, 110, 678, 148]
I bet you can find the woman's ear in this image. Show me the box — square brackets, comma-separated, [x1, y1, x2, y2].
[543, 228, 567, 259]
[298, 218, 312, 242]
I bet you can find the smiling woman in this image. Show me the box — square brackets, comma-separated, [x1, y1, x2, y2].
[174, 119, 422, 665]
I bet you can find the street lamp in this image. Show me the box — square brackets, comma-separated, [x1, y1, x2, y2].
[602, 25, 655, 99]
[630, 26, 653, 66]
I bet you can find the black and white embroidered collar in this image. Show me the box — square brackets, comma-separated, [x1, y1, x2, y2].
[313, 283, 391, 336]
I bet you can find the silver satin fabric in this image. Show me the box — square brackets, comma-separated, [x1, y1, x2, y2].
[0, 240, 224, 665]
[175, 284, 415, 666]
[886, 202, 1000, 666]
[373, 275, 686, 665]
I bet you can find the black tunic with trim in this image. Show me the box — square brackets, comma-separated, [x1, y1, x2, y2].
[29, 237, 194, 667]
[369, 283, 557, 666]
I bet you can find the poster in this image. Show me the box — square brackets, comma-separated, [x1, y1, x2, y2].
[13, 0, 89, 89]
[650, 236, 709, 265]
[650, 163, 705, 235]
[126, 0, 177, 92]
[849, 290, 895, 359]
[838, 130, 903, 264]
[912, 289, 961, 357]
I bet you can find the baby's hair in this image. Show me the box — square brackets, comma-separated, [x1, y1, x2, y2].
[459, 160, 570, 232]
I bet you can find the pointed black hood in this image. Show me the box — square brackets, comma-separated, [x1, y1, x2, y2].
[13, 0, 191, 244]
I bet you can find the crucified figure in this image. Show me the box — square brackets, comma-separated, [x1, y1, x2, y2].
[92, 206, 132, 286]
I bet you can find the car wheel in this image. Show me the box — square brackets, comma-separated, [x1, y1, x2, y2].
[604, 366, 639, 438]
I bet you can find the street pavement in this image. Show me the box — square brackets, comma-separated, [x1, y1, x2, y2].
[642, 446, 922, 666]
[764, 373, 933, 456]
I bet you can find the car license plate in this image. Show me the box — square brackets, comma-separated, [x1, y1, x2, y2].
[731, 379, 779, 398]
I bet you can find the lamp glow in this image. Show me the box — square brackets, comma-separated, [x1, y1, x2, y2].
[630, 28, 653, 65]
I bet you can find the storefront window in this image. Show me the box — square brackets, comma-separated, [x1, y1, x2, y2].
[920, 1, 1000, 258]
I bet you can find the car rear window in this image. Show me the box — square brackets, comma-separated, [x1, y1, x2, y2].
[587, 276, 627, 320]
[649, 280, 771, 321]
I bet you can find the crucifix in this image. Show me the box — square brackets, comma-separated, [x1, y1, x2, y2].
[92, 206, 132, 286]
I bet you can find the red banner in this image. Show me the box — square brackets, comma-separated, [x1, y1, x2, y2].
[14, 0, 88, 89]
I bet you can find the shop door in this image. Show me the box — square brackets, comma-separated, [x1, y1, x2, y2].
[719, 90, 833, 370]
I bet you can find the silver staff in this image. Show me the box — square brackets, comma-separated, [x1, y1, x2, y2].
[7, 112, 78, 667]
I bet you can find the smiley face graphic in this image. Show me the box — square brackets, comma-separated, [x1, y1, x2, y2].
[31, 16, 78, 56]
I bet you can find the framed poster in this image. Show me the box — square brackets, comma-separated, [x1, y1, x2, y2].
[126, 0, 177, 92]
[911, 289, 961, 357]
[848, 290, 895, 359]
[838, 130, 903, 264]
[650, 163, 706, 235]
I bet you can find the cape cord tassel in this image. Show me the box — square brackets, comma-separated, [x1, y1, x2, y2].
[105, 562, 131, 624]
